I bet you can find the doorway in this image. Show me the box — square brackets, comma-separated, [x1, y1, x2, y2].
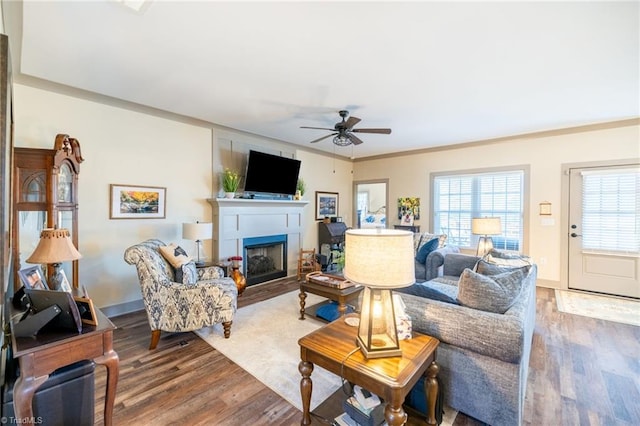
[567, 163, 639, 298]
[353, 180, 389, 229]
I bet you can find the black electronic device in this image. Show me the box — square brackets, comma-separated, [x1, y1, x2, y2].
[24, 289, 83, 334]
[243, 150, 301, 196]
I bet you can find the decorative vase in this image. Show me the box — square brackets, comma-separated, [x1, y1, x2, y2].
[294, 190, 302, 200]
[230, 265, 246, 296]
[225, 192, 235, 199]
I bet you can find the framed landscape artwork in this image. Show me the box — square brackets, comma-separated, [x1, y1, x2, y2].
[315, 191, 339, 220]
[110, 184, 166, 219]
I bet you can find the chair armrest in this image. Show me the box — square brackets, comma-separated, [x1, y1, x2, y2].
[197, 265, 226, 280]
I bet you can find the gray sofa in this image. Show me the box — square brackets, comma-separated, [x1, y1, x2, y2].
[400, 252, 537, 426]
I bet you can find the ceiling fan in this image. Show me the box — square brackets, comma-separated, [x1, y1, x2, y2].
[300, 110, 391, 146]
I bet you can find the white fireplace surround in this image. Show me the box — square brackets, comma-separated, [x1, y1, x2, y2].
[209, 198, 309, 279]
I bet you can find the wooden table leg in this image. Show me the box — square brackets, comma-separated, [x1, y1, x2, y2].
[95, 350, 119, 426]
[384, 399, 408, 426]
[299, 290, 307, 320]
[298, 360, 313, 425]
[13, 371, 48, 425]
[425, 361, 440, 426]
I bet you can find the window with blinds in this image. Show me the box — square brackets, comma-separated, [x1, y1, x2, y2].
[433, 170, 525, 251]
[581, 169, 640, 254]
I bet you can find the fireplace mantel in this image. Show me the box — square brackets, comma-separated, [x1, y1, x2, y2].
[208, 198, 309, 282]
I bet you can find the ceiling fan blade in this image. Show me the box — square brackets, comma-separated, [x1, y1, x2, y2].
[310, 133, 337, 143]
[348, 133, 364, 145]
[352, 128, 392, 134]
[301, 126, 335, 131]
[344, 116, 361, 129]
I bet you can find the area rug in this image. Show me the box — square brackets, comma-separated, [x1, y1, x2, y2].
[195, 291, 342, 411]
[555, 289, 640, 327]
[196, 290, 458, 424]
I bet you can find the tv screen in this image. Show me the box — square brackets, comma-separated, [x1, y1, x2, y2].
[244, 150, 301, 196]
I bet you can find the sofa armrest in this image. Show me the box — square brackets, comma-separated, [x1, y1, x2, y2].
[424, 245, 461, 281]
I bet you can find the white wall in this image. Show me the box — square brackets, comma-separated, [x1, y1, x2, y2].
[353, 122, 640, 287]
[294, 150, 353, 251]
[12, 84, 352, 313]
[13, 84, 213, 311]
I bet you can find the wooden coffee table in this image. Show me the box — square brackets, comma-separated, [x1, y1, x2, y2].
[299, 273, 363, 320]
[298, 319, 440, 426]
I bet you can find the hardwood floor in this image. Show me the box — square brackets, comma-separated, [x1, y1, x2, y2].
[94, 278, 640, 425]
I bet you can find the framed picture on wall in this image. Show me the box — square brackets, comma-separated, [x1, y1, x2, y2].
[315, 191, 339, 220]
[109, 184, 166, 219]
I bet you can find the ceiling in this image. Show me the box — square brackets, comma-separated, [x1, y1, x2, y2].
[3, 1, 639, 159]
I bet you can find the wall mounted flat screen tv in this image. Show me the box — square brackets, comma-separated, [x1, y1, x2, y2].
[244, 150, 301, 196]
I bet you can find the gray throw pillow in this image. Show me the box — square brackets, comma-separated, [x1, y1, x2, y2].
[475, 258, 531, 276]
[457, 268, 526, 313]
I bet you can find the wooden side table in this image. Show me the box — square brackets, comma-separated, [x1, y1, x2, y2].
[298, 319, 439, 426]
[10, 306, 119, 426]
[299, 274, 363, 321]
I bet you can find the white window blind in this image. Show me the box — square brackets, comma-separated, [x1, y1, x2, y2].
[581, 169, 640, 254]
[434, 170, 524, 250]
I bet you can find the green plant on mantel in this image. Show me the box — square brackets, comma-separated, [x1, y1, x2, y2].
[222, 168, 240, 193]
[296, 177, 306, 196]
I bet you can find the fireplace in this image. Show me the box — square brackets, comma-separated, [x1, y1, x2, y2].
[243, 234, 287, 286]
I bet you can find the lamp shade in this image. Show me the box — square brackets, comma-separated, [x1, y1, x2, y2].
[182, 222, 212, 241]
[344, 229, 415, 289]
[26, 228, 82, 264]
[471, 217, 502, 235]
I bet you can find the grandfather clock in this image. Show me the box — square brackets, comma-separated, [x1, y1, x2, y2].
[12, 134, 84, 290]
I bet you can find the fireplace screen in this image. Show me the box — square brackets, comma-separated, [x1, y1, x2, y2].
[243, 234, 287, 286]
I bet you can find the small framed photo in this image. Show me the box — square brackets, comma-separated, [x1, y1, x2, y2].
[18, 265, 48, 290]
[59, 269, 72, 293]
[109, 184, 166, 219]
[74, 296, 98, 326]
[315, 191, 339, 221]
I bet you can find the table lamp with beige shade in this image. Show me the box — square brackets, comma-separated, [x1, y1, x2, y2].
[26, 228, 82, 291]
[182, 221, 213, 266]
[471, 217, 502, 257]
[344, 228, 415, 359]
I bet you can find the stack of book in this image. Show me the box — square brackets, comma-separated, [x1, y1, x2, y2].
[334, 386, 386, 426]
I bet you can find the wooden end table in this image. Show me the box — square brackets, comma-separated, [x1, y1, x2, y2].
[299, 273, 363, 321]
[298, 319, 440, 426]
[10, 306, 119, 425]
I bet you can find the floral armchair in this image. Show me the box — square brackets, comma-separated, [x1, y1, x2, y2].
[124, 239, 238, 349]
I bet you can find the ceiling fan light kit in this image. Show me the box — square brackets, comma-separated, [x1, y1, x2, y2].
[301, 110, 391, 147]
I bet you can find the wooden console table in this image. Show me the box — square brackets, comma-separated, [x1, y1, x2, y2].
[298, 319, 439, 425]
[10, 306, 119, 425]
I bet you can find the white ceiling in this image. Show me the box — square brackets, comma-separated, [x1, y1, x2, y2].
[4, 1, 639, 158]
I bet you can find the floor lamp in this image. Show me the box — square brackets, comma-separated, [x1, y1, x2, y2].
[471, 217, 502, 257]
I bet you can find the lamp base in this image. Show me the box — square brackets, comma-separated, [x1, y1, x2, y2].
[357, 336, 402, 359]
[476, 236, 494, 257]
[49, 263, 64, 291]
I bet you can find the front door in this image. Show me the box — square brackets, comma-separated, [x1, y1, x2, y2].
[568, 164, 640, 298]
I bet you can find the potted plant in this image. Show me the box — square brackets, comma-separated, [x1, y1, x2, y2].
[222, 168, 240, 198]
[295, 177, 306, 200]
